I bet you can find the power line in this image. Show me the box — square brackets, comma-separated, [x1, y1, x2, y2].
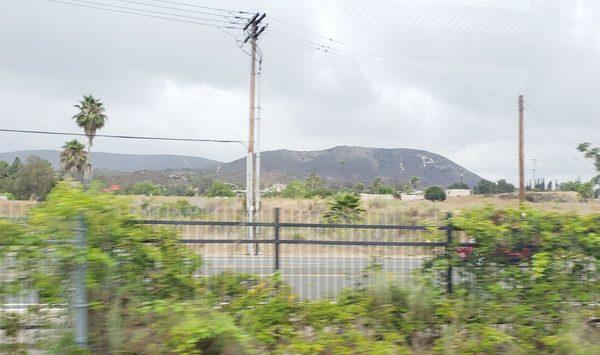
[143, 0, 252, 15]
[49, 0, 242, 25]
[522, 105, 592, 170]
[0, 128, 244, 144]
[41, 0, 243, 29]
[269, 17, 515, 105]
[268, 31, 516, 108]
[111, 0, 251, 20]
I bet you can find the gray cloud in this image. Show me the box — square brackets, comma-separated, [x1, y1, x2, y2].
[1, 0, 598, 182]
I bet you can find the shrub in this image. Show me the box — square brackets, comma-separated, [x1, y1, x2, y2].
[323, 193, 365, 223]
[424, 186, 446, 201]
[281, 180, 307, 198]
[205, 180, 236, 197]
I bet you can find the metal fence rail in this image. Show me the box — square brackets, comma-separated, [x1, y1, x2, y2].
[133, 208, 459, 299]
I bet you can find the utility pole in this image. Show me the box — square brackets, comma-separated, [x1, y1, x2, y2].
[243, 13, 266, 254]
[518, 95, 525, 203]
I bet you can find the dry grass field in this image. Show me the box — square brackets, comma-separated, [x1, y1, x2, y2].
[2, 193, 599, 281]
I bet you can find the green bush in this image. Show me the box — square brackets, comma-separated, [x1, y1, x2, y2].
[424, 186, 446, 201]
[205, 180, 236, 197]
[322, 193, 365, 223]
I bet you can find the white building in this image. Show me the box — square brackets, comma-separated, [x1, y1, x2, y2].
[400, 191, 425, 201]
[445, 189, 471, 198]
[359, 193, 395, 201]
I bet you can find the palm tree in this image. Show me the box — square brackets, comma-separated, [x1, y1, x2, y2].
[73, 95, 107, 181]
[323, 193, 365, 224]
[60, 140, 88, 182]
[409, 176, 420, 191]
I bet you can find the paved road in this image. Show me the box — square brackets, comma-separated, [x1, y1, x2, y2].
[201, 256, 426, 299]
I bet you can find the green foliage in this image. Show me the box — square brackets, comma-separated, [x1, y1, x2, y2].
[304, 172, 336, 197]
[368, 177, 397, 195]
[473, 179, 515, 194]
[323, 193, 365, 223]
[409, 176, 420, 191]
[560, 180, 595, 200]
[1, 182, 201, 352]
[281, 180, 308, 198]
[128, 180, 166, 196]
[60, 139, 88, 181]
[205, 180, 236, 197]
[424, 186, 446, 201]
[0, 156, 57, 201]
[73, 95, 107, 148]
[12, 156, 56, 200]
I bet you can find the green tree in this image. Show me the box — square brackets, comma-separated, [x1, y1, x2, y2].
[575, 181, 594, 201]
[323, 193, 365, 224]
[0, 160, 9, 178]
[73, 95, 108, 181]
[281, 180, 307, 198]
[577, 142, 600, 197]
[424, 186, 446, 201]
[205, 180, 236, 197]
[367, 177, 396, 195]
[409, 176, 420, 191]
[60, 139, 88, 181]
[12, 156, 56, 201]
[496, 179, 516, 193]
[305, 172, 323, 192]
[473, 179, 514, 194]
[129, 181, 165, 196]
[8, 157, 21, 175]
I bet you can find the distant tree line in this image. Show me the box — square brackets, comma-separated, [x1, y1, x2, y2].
[0, 157, 56, 201]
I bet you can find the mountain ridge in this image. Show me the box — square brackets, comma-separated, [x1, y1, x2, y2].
[1, 146, 482, 187]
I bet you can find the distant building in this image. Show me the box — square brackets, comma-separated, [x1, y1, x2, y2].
[400, 191, 425, 201]
[359, 193, 395, 201]
[445, 189, 471, 198]
[267, 183, 287, 193]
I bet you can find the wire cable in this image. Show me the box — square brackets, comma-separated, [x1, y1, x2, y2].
[269, 17, 515, 104]
[111, 0, 251, 20]
[522, 105, 593, 170]
[268, 31, 516, 108]
[41, 0, 243, 29]
[0, 128, 244, 144]
[144, 0, 252, 15]
[51, 0, 241, 25]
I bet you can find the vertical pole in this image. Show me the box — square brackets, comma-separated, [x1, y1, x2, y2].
[446, 213, 453, 294]
[254, 61, 263, 254]
[518, 95, 525, 203]
[274, 208, 280, 271]
[74, 215, 88, 348]
[246, 26, 257, 255]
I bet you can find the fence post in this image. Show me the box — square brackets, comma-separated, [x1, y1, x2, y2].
[446, 212, 453, 294]
[74, 214, 88, 348]
[274, 208, 280, 272]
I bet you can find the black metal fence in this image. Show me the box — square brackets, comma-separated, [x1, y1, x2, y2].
[134, 208, 465, 299]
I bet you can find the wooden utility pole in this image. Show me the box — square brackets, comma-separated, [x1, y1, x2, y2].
[518, 95, 525, 203]
[243, 13, 266, 254]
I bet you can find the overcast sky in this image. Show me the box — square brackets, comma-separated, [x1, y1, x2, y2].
[1, 0, 599, 183]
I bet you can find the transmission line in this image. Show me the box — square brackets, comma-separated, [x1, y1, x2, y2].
[268, 31, 516, 108]
[269, 17, 515, 105]
[48, 0, 242, 25]
[111, 0, 251, 20]
[143, 0, 252, 15]
[41, 0, 243, 29]
[522, 105, 593, 170]
[0, 128, 244, 144]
